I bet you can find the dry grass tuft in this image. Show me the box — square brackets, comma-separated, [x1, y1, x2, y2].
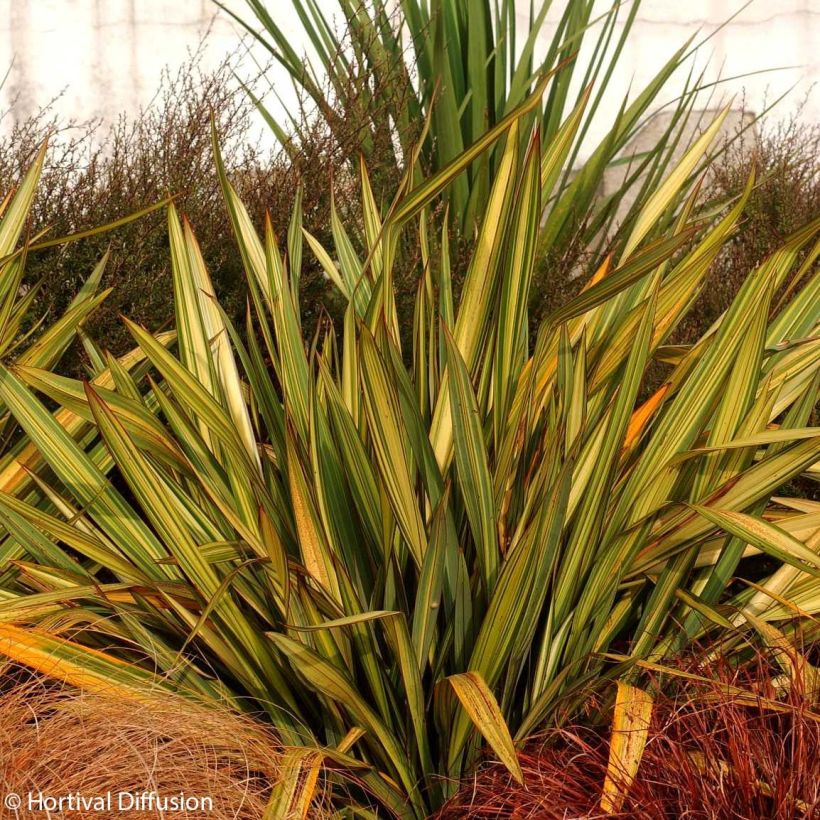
[437, 651, 820, 819]
[0, 667, 284, 818]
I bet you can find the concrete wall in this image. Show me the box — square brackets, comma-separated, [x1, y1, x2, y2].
[0, 1, 816, 158]
[0, 0, 303, 127]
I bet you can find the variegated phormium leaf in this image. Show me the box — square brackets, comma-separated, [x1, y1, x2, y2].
[0, 91, 816, 820]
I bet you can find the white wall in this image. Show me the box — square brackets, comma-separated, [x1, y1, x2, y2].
[1, 0, 817, 158]
[535, 0, 820, 151]
[1, 1, 273, 123]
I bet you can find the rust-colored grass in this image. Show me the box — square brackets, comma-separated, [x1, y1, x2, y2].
[437, 652, 820, 819]
[0, 667, 282, 819]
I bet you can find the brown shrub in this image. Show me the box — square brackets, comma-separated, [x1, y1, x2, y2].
[678, 102, 820, 346]
[0, 43, 361, 377]
[0, 667, 282, 819]
[437, 650, 820, 819]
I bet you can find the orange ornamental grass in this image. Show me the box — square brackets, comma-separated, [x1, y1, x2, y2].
[437, 650, 820, 819]
[0, 665, 284, 820]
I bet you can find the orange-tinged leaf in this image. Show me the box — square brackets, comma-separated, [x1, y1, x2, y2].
[287, 437, 337, 598]
[582, 253, 613, 291]
[265, 747, 324, 820]
[624, 383, 670, 451]
[601, 681, 653, 814]
[448, 671, 523, 784]
[0, 623, 162, 701]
